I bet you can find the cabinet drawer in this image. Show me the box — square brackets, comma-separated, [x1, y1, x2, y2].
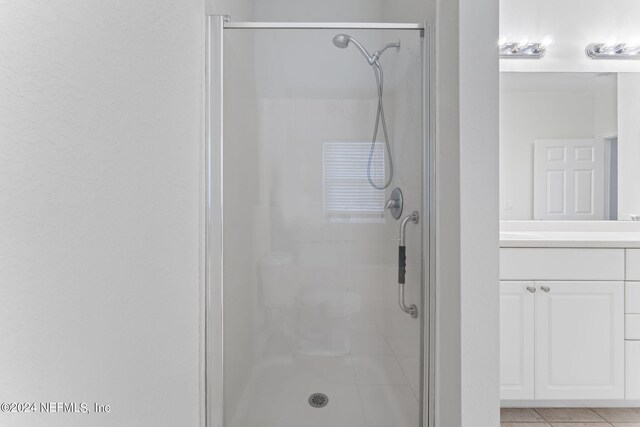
[627, 341, 640, 399]
[627, 314, 640, 340]
[500, 248, 625, 281]
[627, 282, 640, 313]
[628, 250, 640, 281]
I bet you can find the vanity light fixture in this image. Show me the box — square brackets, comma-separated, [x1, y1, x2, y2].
[586, 43, 640, 60]
[499, 41, 546, 59]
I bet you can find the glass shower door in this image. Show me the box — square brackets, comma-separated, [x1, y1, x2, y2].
[221, 24, 425, 427]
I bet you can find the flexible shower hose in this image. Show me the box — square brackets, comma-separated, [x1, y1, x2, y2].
[367, 60, 394, 190]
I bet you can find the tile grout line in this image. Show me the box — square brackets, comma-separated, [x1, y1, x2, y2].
[533, 408, 549, 423]
[587, 407, 612, 425]
[507, 407, 616, 426]
[380, 334, 420, 401]
[347, 354, 369, 426]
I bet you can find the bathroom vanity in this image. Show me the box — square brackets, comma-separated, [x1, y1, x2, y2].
[500, 228, 640, 406]
[498, 69, 640, 407]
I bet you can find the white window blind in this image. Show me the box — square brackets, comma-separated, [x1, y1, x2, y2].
[323, 142, 385, 222]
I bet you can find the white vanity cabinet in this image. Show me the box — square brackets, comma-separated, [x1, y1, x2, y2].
[500, 280, 624, 401]
[500, 247, 628, 402]
[500, 281, 535, 400]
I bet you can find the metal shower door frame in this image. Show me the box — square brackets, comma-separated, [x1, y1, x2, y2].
[204, 15, 435, 427]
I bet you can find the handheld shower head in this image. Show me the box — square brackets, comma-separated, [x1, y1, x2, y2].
[332, 34, 375, 64]
[332, 34, 351, 49]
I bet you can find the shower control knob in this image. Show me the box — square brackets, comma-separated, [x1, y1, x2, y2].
[386, 187, 404, 220]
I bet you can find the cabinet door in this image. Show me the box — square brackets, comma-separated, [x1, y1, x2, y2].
[535, 281, 624, 400]
[500, 281, 535, 400]
[627, 341, 640, 400]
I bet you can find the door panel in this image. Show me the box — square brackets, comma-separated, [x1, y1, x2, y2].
[500, 281, 535, 400]
[534, 139, 605, 220]
[534, 281, 624, 400]
[222, 27, 425, 427]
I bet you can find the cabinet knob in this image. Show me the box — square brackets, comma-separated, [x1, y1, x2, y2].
[541, 286, 550, 293]
[526, 286, 536, 293]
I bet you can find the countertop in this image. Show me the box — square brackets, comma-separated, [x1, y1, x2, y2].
[500, 231, 640, 248]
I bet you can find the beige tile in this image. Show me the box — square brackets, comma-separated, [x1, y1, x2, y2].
[612, 423, 640, 427]
[501, 424, 550, 427]
[594, 408, 640, 423]
[501, 408, 545, 422]
[536, 408, 606, 423]
[550, 424, 611, 427]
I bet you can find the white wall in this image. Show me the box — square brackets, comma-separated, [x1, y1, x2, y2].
[459, 0, 500, 425]
[254, 0, 382, 21]
[433, 0, 462, 423]
[0, 1, 203, 426]
[206, 0, 254, 19]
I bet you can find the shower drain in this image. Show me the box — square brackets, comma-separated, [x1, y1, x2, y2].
[308, 393, 329, 408]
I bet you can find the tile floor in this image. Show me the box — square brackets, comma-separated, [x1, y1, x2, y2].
[501, 407, 640, 426]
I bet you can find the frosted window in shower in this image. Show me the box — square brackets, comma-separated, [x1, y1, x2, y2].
[322, 141, 385, 222]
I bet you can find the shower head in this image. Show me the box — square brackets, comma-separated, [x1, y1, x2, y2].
[332, 34, 351, 49]
[332, 34, 400, 65]
[332, 34, 375, 64]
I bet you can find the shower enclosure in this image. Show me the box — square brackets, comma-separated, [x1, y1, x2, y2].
[205, 16, 433, 427]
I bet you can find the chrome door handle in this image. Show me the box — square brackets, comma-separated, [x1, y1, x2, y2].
[526, 286, 536, 293]
[398, 211, 419, 318]
[541, 285, 550, 293]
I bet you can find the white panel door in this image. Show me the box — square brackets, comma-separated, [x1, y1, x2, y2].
[500, 281, 535, 400]
[533, 139, 605, 220]
[535, 281, 624, 400]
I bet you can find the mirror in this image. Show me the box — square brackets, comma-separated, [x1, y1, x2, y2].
[499, 71, 637, 221]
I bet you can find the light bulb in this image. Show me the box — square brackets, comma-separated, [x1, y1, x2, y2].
[541, 36, 554, 47]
